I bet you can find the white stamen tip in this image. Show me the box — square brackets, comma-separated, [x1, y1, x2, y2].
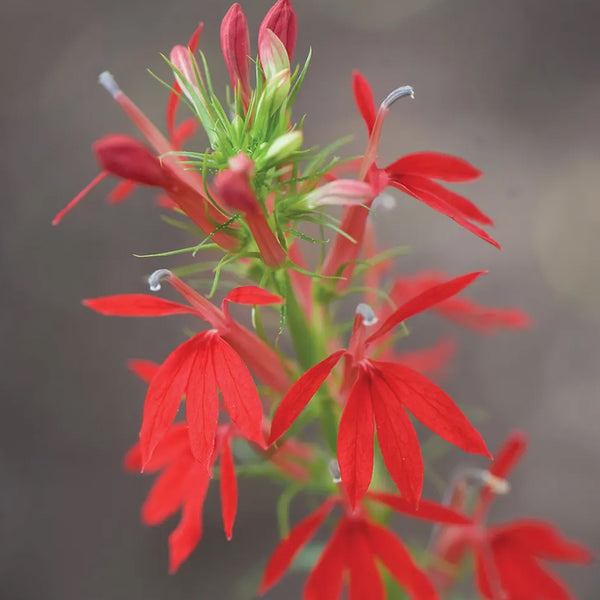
[148, 269, 173, 292]
[483, 472, 511, 495]
[329, 459, 342, 484]
[356, 303, 378, 326]
[98, 71, 121, 98]
[382, 85, 415, 109]
[372, 192, 397, 212]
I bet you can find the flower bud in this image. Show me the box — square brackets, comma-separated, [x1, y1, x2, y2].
[261, 68, 291, 113]
[92, 135, 169, 187]
[263, 131, 303, 164]
[258, 28, 290, 81]
[259, 0, 297, 62]
[220, 3, 251, 105]
[170, 45, 204, 109]
[304, 179, 373, 209]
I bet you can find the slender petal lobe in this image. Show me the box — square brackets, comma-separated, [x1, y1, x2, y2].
[386, 152, 482, 182]
[219, 433, 238, 540]
[352, 71, 377, 135]
[83, 295, 193, 317]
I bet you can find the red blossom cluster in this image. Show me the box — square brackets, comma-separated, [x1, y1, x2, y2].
[56, 0, 592, 597]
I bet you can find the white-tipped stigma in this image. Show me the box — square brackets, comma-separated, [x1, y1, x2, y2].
[98, 71, 121, 99]
[372, 192, 397, 212]
[356, 303, 378, 326]
[329, 459, 342, 484]
[148, 269, 173, 292]
[482, 471, 511, 495]
[382, 85, 415, 109]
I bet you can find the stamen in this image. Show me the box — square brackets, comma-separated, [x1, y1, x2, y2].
[148, 269, 173, 292]
[329, 459, 342, 483]
[481, 471, 511, 495]
[98, 71, 121, 99]
[356, 303, 378, 326]
[381, 85, 414, 109]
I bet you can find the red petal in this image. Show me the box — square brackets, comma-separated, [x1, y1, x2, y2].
[304, 520, 349, 600]
[212, 336, 265, 448]
[139, 335, 200, 466]
[221, 285, 283, 318]
[376, 361, 490, 457]
[219, 433, 238, 541]
[391, 175, 501, 249]
[370, 370, 424, 506]
[168, 467, 209, 574]
[337, 372, 375, 509]
[490, 520, 592, 563]
[171, 118, 197, 150]
[352, 71, 377, 135]
[367, 271, 486, 344]
[386, 152, 482, 182]
[259, 0, 297, 61]
[393, 174, 492, 225]
[478, 430, 527, 513]
[107, 179, 138, 204]
[366, 521, 437, 600]
[367, 492, 470, 525]
[124, 423, 190, 473]
[269, 350, 346, 444]
[259, 499, 336, 594]
[185, 334, 220, 467]
[83, 294, 193, 317]
[127, 359, 160, 384]
[142, 457, 197, 525]
[347, 520, 384, 600]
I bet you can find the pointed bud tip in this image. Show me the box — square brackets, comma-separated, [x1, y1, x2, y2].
[98, 71, 121, 98]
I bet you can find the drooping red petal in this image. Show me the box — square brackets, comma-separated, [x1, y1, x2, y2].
[185, 334, 220, 468]
[385, 152, 482, 183]
[259, 499, 336, 594]
[269, 350, 346, 444]
[375, 361, 490, 457]
[124, 423, 190, 473]
[168, 467, 209, 574]
[394, 174, 492, 225]
[221, 285, 283, 319]
[303, 520, 349, 600]
[83, 294, 194, 318]
[212, 336, 265, 448]
[219, 433, 238, 541]
[390, 175, 501, 249]
[259, 0, 297, 62]
[366, 521, 438, 600]
[127, 359, 160, 384]
[352, 71, 377, 135]
[477, 430, 527, 514]
[139, 335, 200, 466]
[369, 369, 424, 506]
[142, 457, 197, 525]
[337, 371, 375, 509]
[367, 492, 470, 525]
[490, 520, 593, 564]
[347, 520, 385, 600]
[367, 272, 486, 344]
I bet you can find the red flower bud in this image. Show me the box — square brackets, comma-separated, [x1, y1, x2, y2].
[92, 134, 169, 188]
[220, 3, 251, 106]
[259, 0, 297, 62]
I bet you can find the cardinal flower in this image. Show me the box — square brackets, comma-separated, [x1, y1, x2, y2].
[259, 490, 471, 600]
[125, 422, 238, 573]
[391, 271, 531, 335]
[429, 432, 593, 599]
[85, 271, 289, 469]
[269, 272, 490, 508]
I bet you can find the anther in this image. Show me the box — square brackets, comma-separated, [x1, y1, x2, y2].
[148, 269, 173, 292]
[329, 459, 342, 484]
[356, 303, 378, 326]
[381, 85, 415, 110]
[98, 71, 122, 99]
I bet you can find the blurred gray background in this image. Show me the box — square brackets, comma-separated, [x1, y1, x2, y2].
[2, 0, 599, 598]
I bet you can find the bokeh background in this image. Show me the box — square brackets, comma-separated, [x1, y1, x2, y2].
[2, 0, 599, 598]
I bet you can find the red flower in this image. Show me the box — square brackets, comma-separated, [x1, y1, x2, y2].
[430, 432, 593, 599]
[391, 272, 531, 335]
[259, 491, 471, 599]
[85, 272, 289, 468]
[269, 272, 490, 508]
[125, 422, 238, 573]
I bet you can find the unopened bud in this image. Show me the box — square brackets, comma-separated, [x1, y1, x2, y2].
[263, 131, 303, 164]
[259, 0, 297, 62]
[259, 29, 290, 81]
[221, 3, 252, 103]
[305, 180, 372, 209]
